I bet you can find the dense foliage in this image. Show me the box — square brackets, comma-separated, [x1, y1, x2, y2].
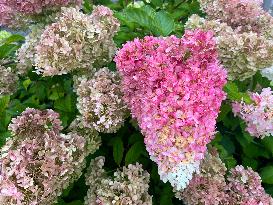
[0, 0, 273, 204]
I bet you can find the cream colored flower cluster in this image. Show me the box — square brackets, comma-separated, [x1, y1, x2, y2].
[185, 0, 273, 81]
[75, 68, 127, 133]
[0, 108, 100, 205]
[176, 150, 273, 205]
[34, 6, 119, 76]
[16, 24, 45, 75]
[85, 157, 152, 205]
[0, 65, 18, 96]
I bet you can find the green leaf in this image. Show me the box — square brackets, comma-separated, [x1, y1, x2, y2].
[0, 44, 19, 58]
[221, 134, 235, 154]
[224, 82, 240, 100]
[123, 7, 154, 29]
[48, 86, 64, 101]
[260, 166, 273, 184]
[151, 0, 163, 7]
[29, 81, 47, 101]
[262, 137, 273, 154]
[83, 0, 92, 13]
[1, 34, 25, 44]
[217, 103, 231, 122]
[160, 186, 174, 205]
[66, 201, 83, 205]
[264, 185, 273, 197]
[0, 132, 11, 148]
[242, 156, 259, 170]
[235, 123, 254, 147]
[125, 141, 146, 165]
[0, 95, 10, 113]
[54, 94, 75, 113]
[128, 133, 143, 145]
[224, 82, 252, 104]
[23, 79, 32, 90]
[113, 137, 124, 166]
[223, 156, 237, 170]
[141, 5, 156, 17]
[152, 11, 175, 36]
[243, 143, 270, 159]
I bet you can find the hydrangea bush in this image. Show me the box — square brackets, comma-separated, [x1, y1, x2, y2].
[0, 0, 273, 204]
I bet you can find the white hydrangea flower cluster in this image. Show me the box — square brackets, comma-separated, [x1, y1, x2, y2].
[75, 68, 128, 133]
[85, 157, 152, 205]
[157, 158, 201, 191]
[34, 6, 119, 76]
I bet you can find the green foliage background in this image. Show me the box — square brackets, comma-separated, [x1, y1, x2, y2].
[1, 0, 273, 204]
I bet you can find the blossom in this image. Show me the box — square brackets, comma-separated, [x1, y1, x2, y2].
[198, 0, 273, 35]
[75, 68, 128, 133]
[227, 165, 273, 205]
[115, 29, 227, 190]
[185, 15, 273, 81]
[16, 24, 45, 75]
[176, 151, 273, 205]
[0, 0, 82, 28]
[68, 116, 101, 153]
[85, 157, 152, 205]
[34, 6, 119, 76]
[232, 88, 273, 138]
[0, 65, 19, 96]
[176, 151, 229, 205]
[0, 108, 97, 205]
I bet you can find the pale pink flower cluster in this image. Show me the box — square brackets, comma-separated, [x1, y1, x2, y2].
[0, 0, 82, 28]
[177, 152, 273, 205]
[75, 68, 127, 133]
[232, 88, 273, 138]
[34, 6, 119, 76]
[0, 108, 98, 205]
[115, 29, 227, 190]
[0, 65, 18, 96]
[186, 0, 273, 81]
[199, 0, 272, 34]
[176, 151, 229, 205]
[85, 157, 152, 205]
[227, 165, 273, 205]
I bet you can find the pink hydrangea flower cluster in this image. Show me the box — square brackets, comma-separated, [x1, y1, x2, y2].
[177, 151, 273, 205]
[34, 6, 119, 76]
[0, 0, 82, 28]
[0, 108, 97, 205]
[232, 88, 273, 138]
[115, 29, 227, 190]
